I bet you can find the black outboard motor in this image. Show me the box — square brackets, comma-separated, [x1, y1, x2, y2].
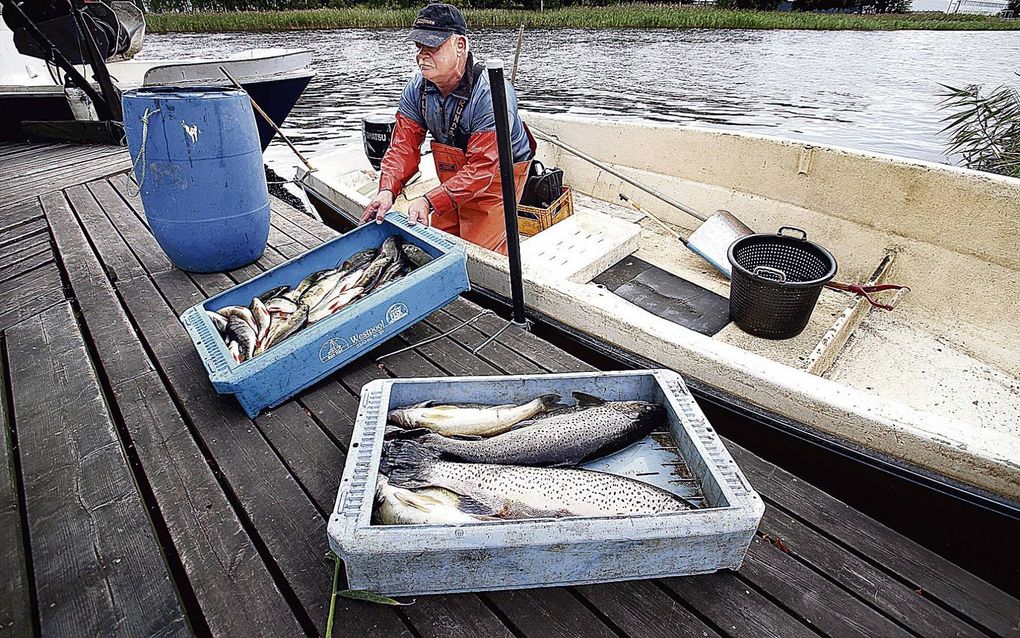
[362, 114, 396, 171]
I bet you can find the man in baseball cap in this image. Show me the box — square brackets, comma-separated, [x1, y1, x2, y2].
[362, 3, 535, 255]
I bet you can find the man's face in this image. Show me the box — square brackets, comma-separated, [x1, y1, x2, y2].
[416, 35, 466, 86]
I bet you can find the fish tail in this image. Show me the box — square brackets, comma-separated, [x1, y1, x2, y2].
[379, 441, 441, 489]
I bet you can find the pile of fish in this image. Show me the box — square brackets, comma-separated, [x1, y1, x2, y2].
[375, 392, 693, 525]
[207, 235, 433, 363]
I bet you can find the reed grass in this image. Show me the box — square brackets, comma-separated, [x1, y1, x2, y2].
[147, 5, 1020, 32]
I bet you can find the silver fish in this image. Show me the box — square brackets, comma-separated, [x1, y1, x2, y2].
[298, 269, 348, 309]
[308, 285, 364, 323]
[309, 269, 363, 314]
[407, 393, 664, 467]
[342, 249, 377, 271]
[264, 297, 298, 315]
[250, 297, 271, 348]
[226, 340, 241, 364]
[373, 475, 489, 526]
[388, 394, 560, 437]
[293, 268, 336, 298]
[265, 304, 308, 349]
[400, 244, 433, 269]
[373, 257, 406, 291]
[258, 286, 290, 303]
[217, 305, 256, 333]
[381, 442, 689, 519]
[355, 253, 393, 290]
[226, 316, 257, 362]
[207, 311, 228, 336]
[379, 235, 401, 260]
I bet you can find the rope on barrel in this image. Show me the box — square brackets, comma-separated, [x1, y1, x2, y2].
[125, 107, 160, 197]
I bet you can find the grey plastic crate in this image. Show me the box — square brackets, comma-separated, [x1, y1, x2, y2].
[328, 370, 765, 596]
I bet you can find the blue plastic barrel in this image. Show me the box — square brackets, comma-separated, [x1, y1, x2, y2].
[122, 87, 270, 273]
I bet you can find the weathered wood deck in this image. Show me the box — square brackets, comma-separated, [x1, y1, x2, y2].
[1, 142, 1017, 637]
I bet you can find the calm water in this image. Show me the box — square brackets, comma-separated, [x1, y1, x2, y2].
[140, 29, 1019, 177]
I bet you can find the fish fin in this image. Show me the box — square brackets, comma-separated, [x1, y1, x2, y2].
[450, 492, 498, 517]
[379, 441, 440, 489]
[508, 418, 539, 432]
[538, 393, 562, 410]
[572, 391, 606, 408]
[386, 427, 433, 441]
[445, 434, 484, 441]
[547, 458, 582, 468]
[393, 491, 446, 512]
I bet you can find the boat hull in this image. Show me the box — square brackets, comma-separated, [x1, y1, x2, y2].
[298, 113, 1020, 503]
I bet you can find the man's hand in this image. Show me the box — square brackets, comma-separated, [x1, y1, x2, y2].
[361, 189, 395, 224]
[406, 197, 432, 226]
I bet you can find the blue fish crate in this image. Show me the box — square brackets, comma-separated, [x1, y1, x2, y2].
[180, 213, 469, 417]
[328, 370, 765, 596]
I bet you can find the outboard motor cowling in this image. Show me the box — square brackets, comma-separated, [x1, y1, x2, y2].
[362, 114, 396, 171]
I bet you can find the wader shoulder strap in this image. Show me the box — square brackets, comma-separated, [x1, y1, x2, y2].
[419, 62, 486, 150]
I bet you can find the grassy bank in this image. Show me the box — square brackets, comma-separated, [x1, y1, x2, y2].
[147, 5, 1020, 32]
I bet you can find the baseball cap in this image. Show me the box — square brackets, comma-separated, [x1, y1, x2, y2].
[407, 3, 467, 48]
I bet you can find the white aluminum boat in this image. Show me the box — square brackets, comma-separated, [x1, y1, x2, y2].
[299, 112, 1020, 503]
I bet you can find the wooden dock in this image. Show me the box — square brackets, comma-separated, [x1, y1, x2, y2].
[1, 142, 1017, 638]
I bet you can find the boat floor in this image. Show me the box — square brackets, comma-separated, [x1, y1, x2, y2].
[582, 192, 1020, 441]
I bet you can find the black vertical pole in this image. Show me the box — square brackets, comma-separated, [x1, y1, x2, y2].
[486, 59, 527, 326]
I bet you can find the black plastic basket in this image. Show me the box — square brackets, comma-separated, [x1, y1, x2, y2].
[727, 226, 837, 340]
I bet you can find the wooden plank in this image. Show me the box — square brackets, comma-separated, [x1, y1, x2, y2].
[444, 298, 594, 374]
[729, 443, 1020, 636]
[115, 274, 410, 637]
[296, 377, 360, 447]
[270, 212, 326, 251]
[0, 265, 66, 332]
[7, 302, 189, 638]
[0, 198, 43, 234]
[0, 235, 50, 268]
[757, 504, 985, 638]
[272, 199, 340, 244]
[86, 180, 175, 276]
[0, 262, 60, 302]
[807, 253, 897, 375]
[575, 580, 723, 638]
[0, 350, 32, 637]
[663, 575, 817, 638]
[0, 218, 47, 250]
[253, 403, 345, 516]
[486, 588, 617, 638]
[0, 249, 53, 285]
[739, 533, 912, 638]
[401, 594, 518, 638]
[41, 190, 307, 637]
[64, 186, 148, 282]
[4, 154, 131, 201]
[423, 308, 546, 375]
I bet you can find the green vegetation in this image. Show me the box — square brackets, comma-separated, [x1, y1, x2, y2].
[146, 5, 1020, 32]
[940, 80, 1020, 178]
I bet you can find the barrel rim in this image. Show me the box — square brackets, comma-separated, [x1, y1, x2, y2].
[123, 86, 248, 100]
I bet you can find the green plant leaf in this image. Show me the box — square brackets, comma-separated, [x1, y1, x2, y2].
[337, 590, 415, 606]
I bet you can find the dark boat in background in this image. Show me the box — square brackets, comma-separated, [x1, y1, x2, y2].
[0, 0, 313, 150]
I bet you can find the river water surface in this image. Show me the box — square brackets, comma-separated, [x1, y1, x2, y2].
[141, 29, 1018, 178]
